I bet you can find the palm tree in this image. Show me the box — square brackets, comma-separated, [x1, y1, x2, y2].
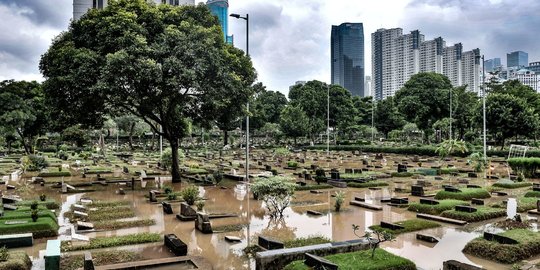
[436, 139, 468, 160]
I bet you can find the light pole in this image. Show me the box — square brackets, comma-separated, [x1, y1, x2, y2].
[449, 87, 453, 140]
[230, 13, 249, 185]
[482, 55, 487, 159]
[371, 96, 375, 143]
[327, 84, 330, 156]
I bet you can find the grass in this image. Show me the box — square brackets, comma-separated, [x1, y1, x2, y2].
[369, 219, 440, 235]
[283, 236, 331, 248]
[463, 229, 540, 264]
[37, 171, 71, 177]
[390, 172, 414, 178]
[212, 224, 247, 233]
[0, 209, 59, 238]
[348, 181, 389, 188]
[283, 248, 416, 270]
[407, 200, 469, 215]
[61, 250, 141, 270]
[61, 232, 161, 252]
[67, 203, 135, 222]
[93, 219, 156, 230]
[295, 184, 333, 191]
[441, 206, 506, 222]
[524, 191, 540, 198]
[0, 252, 32, 270]
[340, 172, 378, 179]
[434, 188, 491, 201]
[492, 182, 532, 189]
[15, 200, 60, 210]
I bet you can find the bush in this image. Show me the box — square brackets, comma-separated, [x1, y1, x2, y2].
[180, 186, 199, 206]
[287, 161, 298, 168]
[294, 184, 333, 191]
[37, 171, 71, 177]
[348, 181, 389, 188]
[492, 182, 532, 189]
[508, 158, 540, 178]
[30, 201, 38, 210]
[22, 155, 49, 172]
[434, 188, 491, 201]
[39, 194, 46, 202]
[61, 232, 161, 252]
[251, 177, 296, 218]
[334, 191, 345, 212]
[408, 200, 469, 215]
[0, 252, 31, 270]
[524, 191, 540, 198]
[391, 172, 414, 178]
[441, 207, 506, 222]
[369, 219, 440, 235]
[283, 236, 331, 248]
[0, 247, 8, 262]
[196, 200, 205, 211]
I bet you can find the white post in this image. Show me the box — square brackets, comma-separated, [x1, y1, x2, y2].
[482, 55, 487, 159]
[327, 84, 330, 156]
[449, 88, 452, 140]
[159, 125, 163, 157]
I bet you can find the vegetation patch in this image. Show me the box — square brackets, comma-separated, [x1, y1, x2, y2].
[492, 182, 532, 189]
[0, 252, 32, 270]
[369, 219, 440, 235]
[434, 188, 491, 201]
[61, 250, 141, 270]
[16, 200, 60, 210]
[37, 171, 71, 177]
[348, 181, 389, 188]
[524, 191, 540, 198]
[283, 236, 331, 248]
[93, 219, 155, 230]
[0, 210, 59, 238]
[283, 248, 416, 270]
[295, 184, 333, 191]
[441, 206, 506, 222]
[390, 172, 414, 178]
[61, 232, 161, 252]
[212, 224, 247, 233]
[463, 229, 540, 264]
[507, 158, 540, 178]
[407, 200, 469, 215]
[491, 197, 538, 212]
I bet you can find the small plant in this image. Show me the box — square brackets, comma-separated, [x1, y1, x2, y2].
[167, 193, 178, 201]
[251, 177, 296, 218]
[196, 200, 205, 211]
[213, 170, 223, 186]
[30, 201, 39, 210]
[0, 246, 8, 262]
[334, 191, 345, 212]
[180, 186, 199, 205]
[468, 152, 488, 173]
[163, 186, 173, 194]
[31, 209, 39, 222]
[352, 224, 395, 259]
[39, 194, 47, 202]
[287, 161, 298, 168]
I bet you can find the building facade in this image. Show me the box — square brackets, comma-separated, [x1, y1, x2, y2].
[206, 0, 233, 44]
[331, 23, 365, 97]
[372, 28, 481, 100]
[484, 58, 501, 72]
[507, 51, 528, 68]
[73, 0, 195, 20]
[508, 69, 540, 92]
[527, 62, 540, 74]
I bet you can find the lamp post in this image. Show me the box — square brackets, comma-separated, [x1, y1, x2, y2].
[327, 84, 330, 156]
[449, 87, 453, 141]
[230, 13, 249, 186]
[482, 55, 487, 159]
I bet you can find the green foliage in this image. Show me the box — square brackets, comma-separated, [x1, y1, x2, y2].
[347, 181, 389, 188]
[463, 229, 540, 264]
[167, 193, 178, 201]
[492, 182, 532, 189]
[441, 207, 506, 222]
[61, 233, 161, 252]
[524, 191, 540, 198]
[22, 155, 49, 171]
[508, 158, 540, 178]
[284, 249, 416, 270]
[374, 96, 405, 136]
[39, 194, 46, 202]
[30, 201, 38, 210]
[37, 171, 71, 177]
[468, 152, 488, 172]
[0, 210, 59, 238]
[283, 235, 331, 248]
[294, 184, 333, 191]
[286, 161, 298, 168]
[369, 219, 441, 235]
[391, 172, 414, 177]
[0, 252, 31, 270]
[251, 177, 296, 218]
[160, 148, 184, 172]
[436, 139, 468, 159]
[61, 250, 140, 270]
[163, 186, 173, 194]
[0, 247, 8, 262]
[61, 125, 90, 148]
[251, 88, 288, 130]
[180, 186, 199, 206]
[334, 191, 345, 212]
[408, 200, 469, 215]
[196, 200, 205, 211]
[93, 219, 155, 230]
[279, 105, 310, 143]
[434, 188, 491, 200]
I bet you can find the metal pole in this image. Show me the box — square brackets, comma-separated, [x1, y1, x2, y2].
[159, 125, 163, 157]
[482, 55, 487, 159]
[245, 14, 249, 185]
[327, 84, 330, 156]
[449, 88, 452, 140]
[371, 96, 375, 142]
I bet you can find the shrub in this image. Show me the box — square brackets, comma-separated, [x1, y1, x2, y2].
[180, 186, 199, 205]
[31, 210, 39, 222]
[213, 170, 223, 185]
[391, 172, 413, 178]
[508, 158, 540, 178]
[348, 181, 389, 188]
[369, 219, 441, 235]
[408, 200, 469, 215]
[39, 194, 46, 202]
[196, 200, 205, 211]
[0, 247, 8, 262]
[251, 177, 296, 218]
[524, 191, 540, 198]
[30, 201, 38, 210]
[0, 252, 31, 270]
[434, 188, 491, 201]
[61, 232, 161, 252]
[287, 161, 298, 168]
[163, 186, 173, 194]
[167, 193, 177, 201]
[441, 207, 506, 222]
[22, 155, 49, 172]
[492, 182, 532, 189]
[334, 191, 345, 212]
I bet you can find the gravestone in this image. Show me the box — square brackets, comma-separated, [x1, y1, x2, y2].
[45, 240, 61, 270]
[397, 164, 408, 173]
[164, 234, 188, 256]
[471, 198, 484, 205]
[149, 191, 157, 203]
[304, 253, 338, 270]
[534, 183, 540, 192]
[416, 234, 439, 243]
[225, 236, 242, 242]
[258, 236, 284, 250]
[304, 173, 312, 180]
[162, 202, 173, 214]
[117, 188, 125, 195]
[411, 185, 425, 196]
[483, 232, 518, 245]
[390, 197, 408, 205]
[307, 210, 323, 216]
[380, 221, 405, 230]
[467, 185, 482, 189]
[76, 221, 94, 231]
[330, 171, 340, 180]
[443, 260, 485, 270]
[444, 186, 461, 193]
[195, 212, 212, 234]
[455, 205, 477, 213]
[420, 198, 439, 205]
[84, 252, 95, 270]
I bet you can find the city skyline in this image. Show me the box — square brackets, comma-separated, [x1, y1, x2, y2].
[1, 0, 540, 95]
[331, 23, 365, 97]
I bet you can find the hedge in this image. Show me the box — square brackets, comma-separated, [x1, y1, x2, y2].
[441, 207, 506, 222]
[407, 200, 469, 215]
[61, 232, 161, 252]
[37, 171, 71, 177]
[434, 188, 491, 201]
[0, 252, 32, 270]
[507, 158, 540, 178]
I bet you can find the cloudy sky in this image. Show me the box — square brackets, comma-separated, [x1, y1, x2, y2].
[0, 0, 539, 95]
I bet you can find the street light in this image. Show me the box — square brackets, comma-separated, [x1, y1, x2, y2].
[327, 84, 330, 156]
[482, 55, 487, 159]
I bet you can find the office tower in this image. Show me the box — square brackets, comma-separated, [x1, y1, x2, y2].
[484, 58, 501, 72]
[507, 51, 529, 68]
[73, 0, 195, 21]
[527, 62, 540, 74]
[372, 28, 481, 100]
[206, 0, 233, 44]
[364, 76, 372, 96]
[331, 23, 365, 97]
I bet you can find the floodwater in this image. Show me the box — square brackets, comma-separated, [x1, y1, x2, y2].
[5, 152, 522, 270]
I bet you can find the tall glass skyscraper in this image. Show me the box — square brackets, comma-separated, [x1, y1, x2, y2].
[206, 0, 233, 44]
[331, 23, 365, 97]
[507, 51, 528, 68]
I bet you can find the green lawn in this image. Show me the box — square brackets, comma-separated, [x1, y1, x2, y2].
[283, 249, 415, 270]
[434, 188, 491, 201]
[407, 200, 469, 215]
[0, 209, 59, 238]
[61, 233, 161, 252]
[441, 206, 506, 222]
[0, 252, 32, 270]
[492, 182, 532, 189]
[369, 219, 440, 235]
[283, 236, 331, 248]
[348, 181, 389, 188]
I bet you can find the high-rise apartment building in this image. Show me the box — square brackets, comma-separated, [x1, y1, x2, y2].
[73, 0, 195, 20]
[364, 76, 372, 96]
[507, 51, 528, 68]
[372, 28, 481, 100]
[484, 58, 501, 72]
[206, 0, 233, 44]
[508, 69, 540, 92]
[331, 23, 365, 97]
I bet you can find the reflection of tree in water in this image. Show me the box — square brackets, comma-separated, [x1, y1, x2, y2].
[252, 217, 297, 243]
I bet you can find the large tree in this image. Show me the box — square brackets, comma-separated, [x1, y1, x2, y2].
[279, 105, 309, 145]
[40, 0, 255, 182]
[374, 96, 405, 137]
[394, 72, 452, 140]
[0, 80, 49, 154]
[251, 85, 288, 130]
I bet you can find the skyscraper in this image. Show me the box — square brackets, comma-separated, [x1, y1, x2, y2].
[206, 0, 233, 44]
[372, 28, 481, 100]
[484, 58, 501, 72]
[331, 23, 365, 97]
[507, 51, 529, 68]
[73, 0, 195, 20]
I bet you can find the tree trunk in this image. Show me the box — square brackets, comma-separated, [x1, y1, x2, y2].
[150, 132, 156, 151]
[223, 130, 229, 146]
[169, 138, 181, 183]
[16, 129, 31, 154]
[294, 137, 297, 145]
[128, 122, 135, 150]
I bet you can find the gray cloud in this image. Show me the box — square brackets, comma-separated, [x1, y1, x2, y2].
[2, 0, 72, 28]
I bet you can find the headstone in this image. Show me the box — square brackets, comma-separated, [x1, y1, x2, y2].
[45, 240, 61, 270]
[304, 173, 312, 180]
[84, 252, 95, 270]
[164, 234, 188, 256]
[304, 253, 338, 270]
[80, 199, 93, 204]
[3, 204, 17, 211]
[307, 210, 323, 216]
[380, 221, 405, 231]
[397, 164, 407, 173]
[471, 198, 484, 205]
[420, 198, 439, 205]
[444, 186, 461, 193]
[117, 188, 125, 195]
[411, 185, 425, 196]
[162, 202, 173, 214]
[225, 236, 242, 242]
[443, 260, 485, 270]
[149, 191, 157, 203]
[0, 233, 33, 248]
[455, 205, 477, 213]
[258, 236, 284, 250]
[6, 184, 15, 190]
[123, 167, 129, 173]
[483, 232, 518, 245]
[390, 197, 408, 205]
[416, 234, 439, 243]
[195, 212, 212, 234]
[467, 185, 482, 188]
[181, 202, 197, 217]
[74, 211, 88, 218]
[76, 221, 94, 231]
